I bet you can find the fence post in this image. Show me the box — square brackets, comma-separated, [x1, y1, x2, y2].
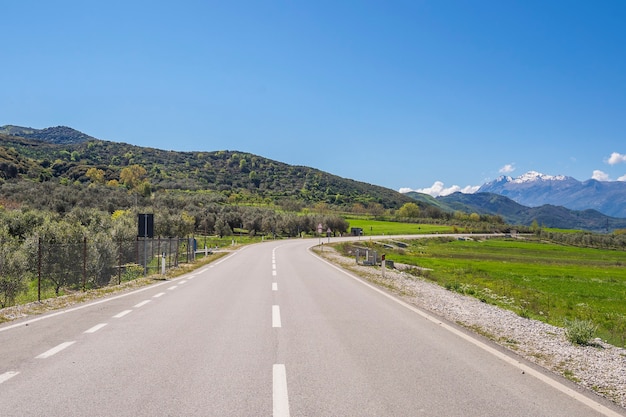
[82, 236, 87, 291]
[175, 237, 179, 267]
[118, 239, 122, 285]
[38, 237, 42, 302]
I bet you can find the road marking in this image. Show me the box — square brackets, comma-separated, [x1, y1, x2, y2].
[153, 292, 166, 298]
[273, 364, 290, 417]
[134, 300, 151, 308]
[0, 248, 243, 334]
[0, 371, 19, 384]
[272, 282, 278, 291]
[272, 270, 277, 277]
[113, 310, 132, 319]
[168, 285, 178, 290]
[272, 305, 282, 328]
[36, 341, 76, 359]
[179, 280, 187, 284]
[84, 323, 108, 334]
[313, 249, 625, 417]
[272, 264, 276, 270]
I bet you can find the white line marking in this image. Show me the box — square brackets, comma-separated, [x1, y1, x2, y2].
[134, 300, 151, 308]
[0, 371, 19, 384]
[272, 305, 282, 328]
[167, 285, 178, 290]
[272, 270, 277, 277]
[84, 323, 108, 334]
[272, 264, 276, 270]
[273, 364, 290, 417]
[153, 292, 166, 298]
[272, 282, 278, 291]
[312, 249, 624, 417]
[113, 310, 132, 319]
[0, 247, 243, 334]
[36, 341, 76, 359]
[179, 280, 187, 284]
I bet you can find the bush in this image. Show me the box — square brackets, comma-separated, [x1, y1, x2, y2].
[564, 318, 597, 345]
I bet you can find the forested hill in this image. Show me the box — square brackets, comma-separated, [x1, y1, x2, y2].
[0, 132, 412, 210]
[0, 125, 96, 144]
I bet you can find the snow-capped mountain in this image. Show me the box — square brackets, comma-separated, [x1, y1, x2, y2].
[478, 172, 626, 218]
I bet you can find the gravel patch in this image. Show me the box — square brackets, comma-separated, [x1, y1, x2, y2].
[315, 246, 626, 410]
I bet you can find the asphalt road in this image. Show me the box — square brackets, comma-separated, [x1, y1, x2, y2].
[1, 237, 624, 416]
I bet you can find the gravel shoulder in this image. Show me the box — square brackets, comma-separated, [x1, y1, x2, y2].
[314, 245, 626, 411]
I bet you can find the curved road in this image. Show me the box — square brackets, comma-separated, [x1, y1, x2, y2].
[1, 237, 623, 416]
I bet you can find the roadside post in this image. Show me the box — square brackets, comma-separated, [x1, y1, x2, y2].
[161, 252, 166, 275]
[381, 254, 386, 278]
[317, 223, 323, 246]
[138, 214, 154, 276]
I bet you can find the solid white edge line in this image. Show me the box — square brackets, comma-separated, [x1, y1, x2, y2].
[113, 310, 132, 319]
[134, 300, 151, 308]
[0, 247, 245, 334]
[36, 341, 76, 359]
[84, 323, 108, 334]
[273, 364, 290, 417]
[310, 246, 624, 417]
[0, 371, 19, 384]
[272, 305, 282, 328]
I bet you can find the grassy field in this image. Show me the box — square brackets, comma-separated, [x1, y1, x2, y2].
[345, 217, 454, 235]
[351, 236, 626, 347]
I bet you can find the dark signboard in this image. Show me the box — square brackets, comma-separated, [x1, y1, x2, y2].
[138, 213, 154, 238]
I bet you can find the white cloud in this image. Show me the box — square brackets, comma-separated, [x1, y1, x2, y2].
[401, 181, 480, 197]
[592, 170, 610, 181]
[618, 174, 626, 182]
[499, 164, 515, 174]
[607, 152, 626, 165]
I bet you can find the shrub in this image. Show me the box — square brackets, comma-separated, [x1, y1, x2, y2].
[564, 318, 597, 345]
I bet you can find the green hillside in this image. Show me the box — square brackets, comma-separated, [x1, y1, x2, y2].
[0, 132, 413, 211]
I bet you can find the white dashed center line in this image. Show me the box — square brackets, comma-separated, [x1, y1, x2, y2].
[0, 371, 19, 384]
[273, 364, 290, 417]
[113, 310, 132, 319]
[272, 282, 278, 291]
[153, 292, 166, 298]
[36, 341, 76, 359]
[168, 285, 178, 291]
[134, 300, 151, 308]
[84, 323, 108, 334]
[272, 305, 282, 328]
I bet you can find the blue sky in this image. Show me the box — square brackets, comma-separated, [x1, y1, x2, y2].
[2, 1, 626, 196]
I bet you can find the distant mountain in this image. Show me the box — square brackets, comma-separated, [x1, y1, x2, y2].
[436, 192, 626, 232]
[0, 125, 95, 144]
[478, 171, 626, 218]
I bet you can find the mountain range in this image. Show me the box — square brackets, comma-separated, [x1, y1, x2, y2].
[478, 171, 626, 218]
[1, 124, 625, 232]
[404, 190, 626, 232]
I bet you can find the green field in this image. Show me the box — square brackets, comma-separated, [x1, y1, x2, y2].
[345, 217, 454, 235]
[350, 236, 626, 347]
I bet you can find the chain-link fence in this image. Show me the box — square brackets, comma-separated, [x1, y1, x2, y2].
[0, 236, 200, 307]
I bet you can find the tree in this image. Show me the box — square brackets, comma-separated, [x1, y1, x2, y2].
[0, 229, 29, 307]
[85, 167, 105, 185]
[120, 164, 148, 190]
[397, 202, 420, 219]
